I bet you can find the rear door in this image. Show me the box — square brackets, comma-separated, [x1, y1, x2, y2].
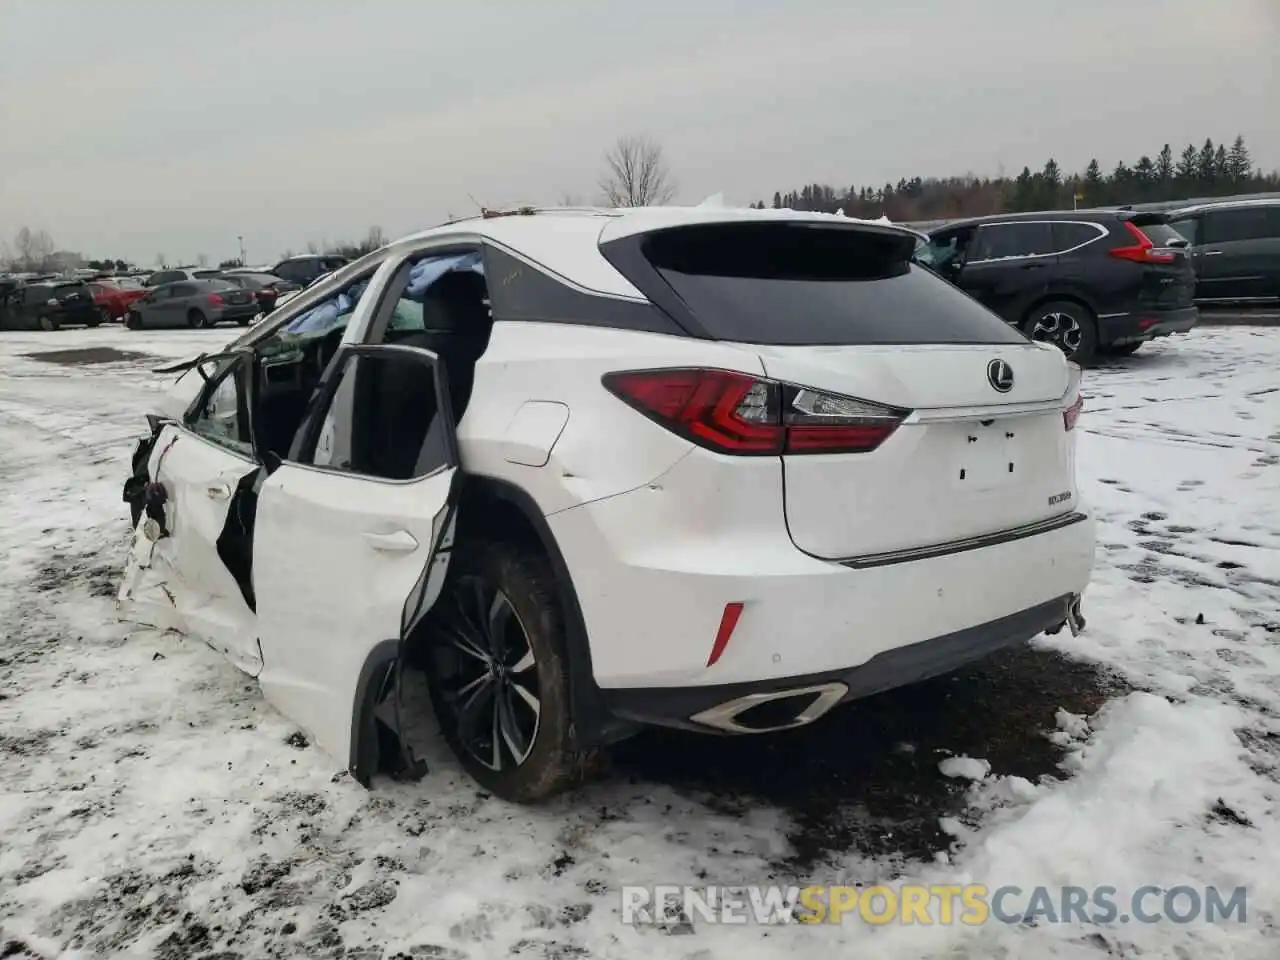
[956, 221, 1057, 322]
[601, 219, 1080, 563]
[140, 285, 175, 325]
[1197, 207, 1278, 301]
[135, 353, 263, 673]
[253, 344, 459, 770]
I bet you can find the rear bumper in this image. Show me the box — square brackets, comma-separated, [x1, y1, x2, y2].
[548, 450, 1097, 699]
[602, 593, 1079, 732]
[1097, 306, 1198, 344]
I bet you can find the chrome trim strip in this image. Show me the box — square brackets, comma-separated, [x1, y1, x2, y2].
[838, 511, 1088, 570]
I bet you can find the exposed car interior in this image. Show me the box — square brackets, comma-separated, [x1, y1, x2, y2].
[246, 251, 492, 461]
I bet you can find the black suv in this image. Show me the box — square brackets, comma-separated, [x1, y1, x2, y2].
[1165, 200, 1280, 305]
[0, 280, 102, 331]
[917, 210, 1198, 363]
[272, 254, 349, 287]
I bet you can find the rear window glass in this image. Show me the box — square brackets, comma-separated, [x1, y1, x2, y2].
[1052, 222, 1103, 251]
[970, 222, 1056, 260]
[53, 284, 84, 297]
[639, 223, 1025, 346]
[1167, 218, 1198, 245]
[1136, 220, 1193, 247]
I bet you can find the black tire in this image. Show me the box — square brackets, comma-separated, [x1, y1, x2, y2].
[422, 538, 593, 802]
[187, 309, 209, 329]
[38, 314, 59, 332]
[125, 311, 142, 330]
[98, 307, 113, 326]
[1022, 300, 1098, 365]
[236, 316, 251, 326]
[1101, 342, 1143, 358]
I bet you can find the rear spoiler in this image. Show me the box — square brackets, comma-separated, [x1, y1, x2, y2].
[1118, 210, 1171, 226]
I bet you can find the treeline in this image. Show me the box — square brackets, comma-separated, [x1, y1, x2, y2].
[749, 135, 1279, 221]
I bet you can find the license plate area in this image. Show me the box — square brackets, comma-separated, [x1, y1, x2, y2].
[950, 420, 1019, 490]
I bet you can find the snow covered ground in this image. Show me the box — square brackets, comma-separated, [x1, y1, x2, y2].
[0, 326, 1277, 959]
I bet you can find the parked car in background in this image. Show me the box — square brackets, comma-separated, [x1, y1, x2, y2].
[272, 254, 349, 288]
[1, 280, 102, 330]
[89, 278, 149, 323]
[1165, 199, 1280, 305]
[125, 279, 261, 329]
[147, 268, 223, 286]
[917, 210, 1197, 363]
[218, 272, 302, 316]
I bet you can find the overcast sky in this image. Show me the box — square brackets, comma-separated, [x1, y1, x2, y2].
[1, 0, 1276, 265]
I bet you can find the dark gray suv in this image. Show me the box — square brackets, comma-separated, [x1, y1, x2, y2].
[1166, 200, 1280, 305]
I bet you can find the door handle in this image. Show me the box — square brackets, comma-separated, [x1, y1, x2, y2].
[206, 483, 232, 501]
[1203, 250, 1222, 256]
[363, 529, 419, 553]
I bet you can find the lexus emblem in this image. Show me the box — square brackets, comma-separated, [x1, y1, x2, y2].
[987, 359, 1014, 393]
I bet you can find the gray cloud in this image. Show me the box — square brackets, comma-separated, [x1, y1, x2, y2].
[1, 0, 1275, 264]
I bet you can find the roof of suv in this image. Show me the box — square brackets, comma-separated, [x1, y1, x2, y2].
[308, 206, 923, 303]
[931, 209, 1141, 231]
[228, 206, 928, 346]
[1164, 197, 1280, 217]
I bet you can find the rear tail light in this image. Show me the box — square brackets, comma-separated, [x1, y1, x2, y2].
[1109, 221, 1176, 264]
[207, 293, 224, 306]
[601, 368, 909, 455]
[1063, 394, 1084, 431]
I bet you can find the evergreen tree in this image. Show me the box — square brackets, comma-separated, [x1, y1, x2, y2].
[1196, 138, 1217, 186]
[1041, 158, 1062, 208]
[1213, 144, 1229, 188]
[772, 191, 782, 209]
[1083, 158, 1104, 202]
[1176, 143, 1198, 182]
[1227, 135, 1251, 183]
[1012, 167, 1035, 211]
[1156, 144, 1174, 184]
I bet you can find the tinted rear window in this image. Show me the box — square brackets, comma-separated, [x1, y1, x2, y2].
[1136, 221, 1192, 247]
[1166, 218, 1198, 245]
[970, 222, 1056, 260]
[639, 223, 1025, 346]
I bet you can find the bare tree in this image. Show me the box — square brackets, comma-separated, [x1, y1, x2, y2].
[155, 253, 167, 269]
[30, 230, 55, 267]
[306, 240, 320, 255]
[13, 227, 56, 270]
[15, 227, 34, 265]
[196, 253, 210, 268]
[364, 225, 385, 250]
[598, 135, 676, 207]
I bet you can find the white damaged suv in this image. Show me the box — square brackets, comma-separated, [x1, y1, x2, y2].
[119, 206, 1095, 802]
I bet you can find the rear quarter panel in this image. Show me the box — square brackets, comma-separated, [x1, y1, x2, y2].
[457, 321, 767, 516]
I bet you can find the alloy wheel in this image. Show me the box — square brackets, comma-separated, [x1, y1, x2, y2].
[1031, 311, 1083, 357]
[431, 576, 541, 772]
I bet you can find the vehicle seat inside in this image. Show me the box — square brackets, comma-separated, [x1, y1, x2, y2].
[385, 270, 492, 424]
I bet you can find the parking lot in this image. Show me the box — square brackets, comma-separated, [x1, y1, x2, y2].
[0, 325, 1278, 958]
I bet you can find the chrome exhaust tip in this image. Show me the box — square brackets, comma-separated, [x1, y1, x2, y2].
[1045, 594, 1087, 637]
[689, 682, 848, 735]
[1066, 595, 1086, 637]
